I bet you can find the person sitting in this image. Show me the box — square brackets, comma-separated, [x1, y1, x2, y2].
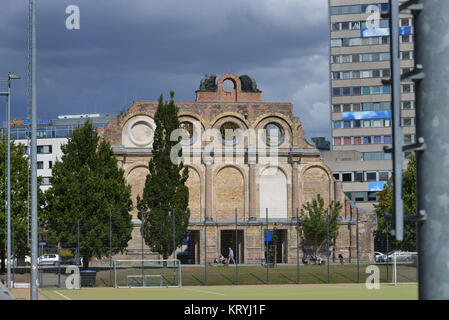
[310, 254, 317, 265]
[302, 255, 308, 265]
[316, 254, 322, 265]
[219, 254, 226, 265]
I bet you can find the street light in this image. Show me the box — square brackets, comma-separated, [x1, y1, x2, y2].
[0, 72, 21, 290]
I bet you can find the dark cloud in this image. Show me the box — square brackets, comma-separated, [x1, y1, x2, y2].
[0, 0, 330, 139]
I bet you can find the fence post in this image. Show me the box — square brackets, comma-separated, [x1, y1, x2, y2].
[141, 215, 144, 286]
[356, 208, 360, 283]
[235, 208, 238, 285]
[109, 208, 112, 287]
[296, 207, 300, 284]
[326, 208, 330, 284]
[172, 209, 176, 261]
[58, 246, 61, 288]
[266, 208, 269, 285]
[204, 208, 207, 285]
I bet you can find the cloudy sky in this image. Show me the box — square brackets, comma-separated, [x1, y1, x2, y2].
[0, 0, 331, 139]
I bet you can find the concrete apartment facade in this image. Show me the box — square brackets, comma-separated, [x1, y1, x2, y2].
[327, 0, 415, 213]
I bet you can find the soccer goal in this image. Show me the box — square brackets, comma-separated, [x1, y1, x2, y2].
[113, 259, 182, 288]
[392, 252, 418, 286]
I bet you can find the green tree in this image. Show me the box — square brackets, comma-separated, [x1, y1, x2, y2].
[299, 194, 342, 256]
[374, 153, 417, 251]
[0, 136, 44, 271]
[137, 92, 190, 259]
[44, 121, 133, 268]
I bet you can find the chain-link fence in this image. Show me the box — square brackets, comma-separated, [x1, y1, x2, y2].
[1, 206, 418, 288]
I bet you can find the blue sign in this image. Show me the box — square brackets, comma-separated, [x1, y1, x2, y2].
[342, 110, 391, 120]
[264, 231, 273, 242]
[361, 26, 411, 37]
[369, 181, 388, 192]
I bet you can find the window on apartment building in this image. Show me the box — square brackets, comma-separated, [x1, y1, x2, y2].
[334, 137, 342, 145]
[37, 161, 44, 170]
[380, 52, 390, 60]
[354, 192, 365, 202]
[343, 137, 352, 145]
[368, 192, 378, 202]
[342, 173, 352, 182]
[402, 101, 413, 109]
[353, 120, 361, 128]
[366, 172, 377, 182]
[333, 104, 341, 113]
[342, 87, 351, 96]
[382, 69, 391, 77]
[332, 88, 341, 96]
[384, 136, 392, 143]
[49, 161, 53, 169]
[363, 136, 372, 144]
[401, 35, 411, 43]
[333, 121, 341, 129]
[384, 119, 391, 127]
[37, 145, 52, 154]
[401, 51, 412, 60]
[39, 177, 51, 186]
[401, 18, 411, 26]
[363, 120, 371, 128]
[351, 21, 360, 30]
[353, 136, 361, 145]
[404, 134, 413, 144]
[352, 87, 361, 95]
[331, 39, 342, 47]
[354, 172, 363, 182]
[402, 118, 413, 126]
[402, 84, 413, 93]
[353, 103, 361, 111]
[373, 136, 382, 144]
[343, 104, 351, 112]
[352, 54, 359, 62]
[333, 173, 340, 181]
[379, 172, 390, 181]
[373, 120, 382, 128]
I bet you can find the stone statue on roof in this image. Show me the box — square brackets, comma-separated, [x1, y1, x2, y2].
[199, 74, 217, 91]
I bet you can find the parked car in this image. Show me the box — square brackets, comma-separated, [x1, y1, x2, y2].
[2, 255, 31, 267]
[374, 251, 385, 262]
[37, 254, 60, 266]
[62, 257, 83, 266]
[384, 251, 414, 262]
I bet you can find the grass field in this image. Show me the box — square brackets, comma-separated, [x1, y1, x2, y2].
[39, 283, 418, 300]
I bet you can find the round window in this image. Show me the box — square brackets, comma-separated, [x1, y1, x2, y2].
[222, 79, 235, 93]
[264, 122, 284, 146]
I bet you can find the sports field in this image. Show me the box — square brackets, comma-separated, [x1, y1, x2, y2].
[38, 283, 418, 300]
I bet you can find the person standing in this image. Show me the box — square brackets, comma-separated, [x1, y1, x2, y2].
[228, 247, 235, 265]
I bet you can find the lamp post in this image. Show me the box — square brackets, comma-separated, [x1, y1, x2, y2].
[1, 72, 21, 290]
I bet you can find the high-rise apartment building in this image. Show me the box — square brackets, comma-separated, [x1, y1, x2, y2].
[327, 0, 415, 213]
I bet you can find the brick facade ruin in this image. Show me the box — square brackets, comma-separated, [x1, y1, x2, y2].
[99, 73, 376, 264]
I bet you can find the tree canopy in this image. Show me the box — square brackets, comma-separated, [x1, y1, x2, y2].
[137, 92, 190, 259]
[44, 121, 133, 267]
[374, 153, 417, 251]
[299, 194, 342, 255]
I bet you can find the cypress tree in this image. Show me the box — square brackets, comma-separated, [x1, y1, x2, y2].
[137, 92, 190, 259]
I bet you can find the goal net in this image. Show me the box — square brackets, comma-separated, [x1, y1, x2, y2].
[392, 252, 418, 285]
[113, 259, 182, 288]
